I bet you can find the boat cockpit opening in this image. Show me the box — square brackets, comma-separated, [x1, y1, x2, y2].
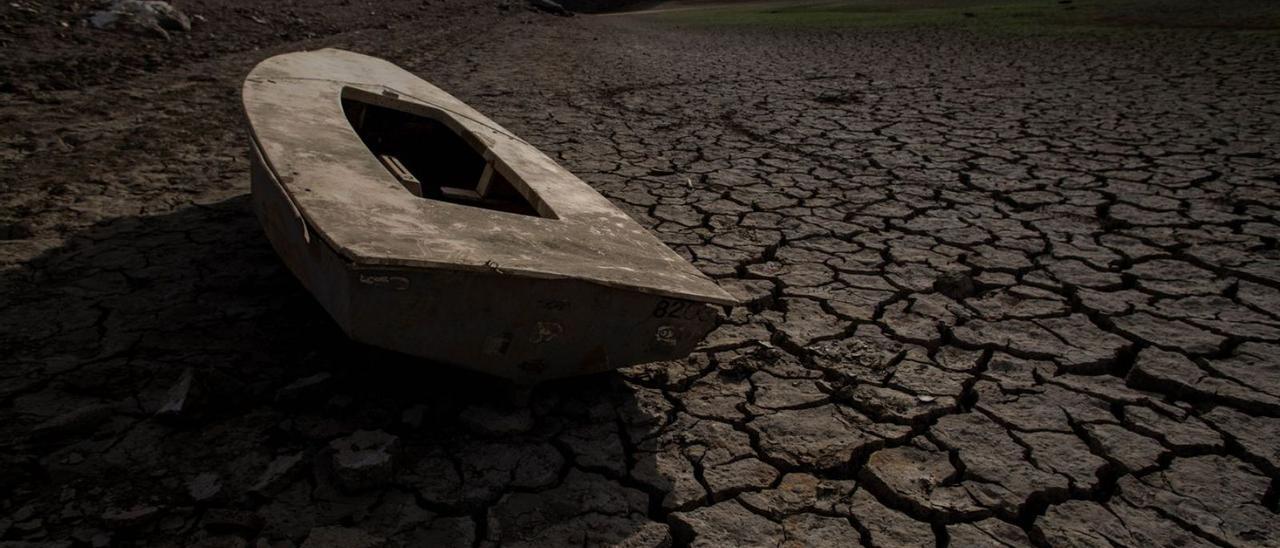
[342, 91, 547, 218]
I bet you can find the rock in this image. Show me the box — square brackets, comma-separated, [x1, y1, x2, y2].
[330, 430, 400, 492]
[528, 0, 573, 16]
[188, 472, 223, 503]
[458, 404, 534, 435]
[88, 0, 191, 39]
[156, 367, 196, 420]
[300, 526, 385, 548]
[670, 499, 784, 547]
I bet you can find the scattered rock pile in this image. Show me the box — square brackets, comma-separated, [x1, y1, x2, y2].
[87, 0, 190, 39]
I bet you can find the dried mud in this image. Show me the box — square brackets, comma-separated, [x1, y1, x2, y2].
[2, 1, 1279, 546]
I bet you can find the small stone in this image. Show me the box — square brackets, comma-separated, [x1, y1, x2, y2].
[330, 430, 400, 492]
[156, 367, 196, 419]
[88, 0, 191, 39]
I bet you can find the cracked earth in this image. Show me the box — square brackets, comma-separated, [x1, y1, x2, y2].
[2, 1, 1279, 546]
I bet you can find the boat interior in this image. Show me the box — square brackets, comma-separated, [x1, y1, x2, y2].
[342, 89, 547, 218]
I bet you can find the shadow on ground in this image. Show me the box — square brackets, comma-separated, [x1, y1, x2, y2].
[0, 196, 674, 545]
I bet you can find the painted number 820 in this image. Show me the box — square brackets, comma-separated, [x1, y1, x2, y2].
[652, 299, 707, 320]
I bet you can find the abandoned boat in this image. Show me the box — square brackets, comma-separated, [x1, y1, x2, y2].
[242, 49, 736, 383]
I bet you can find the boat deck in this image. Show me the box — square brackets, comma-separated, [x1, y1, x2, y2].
[242, 49, 735, 305]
